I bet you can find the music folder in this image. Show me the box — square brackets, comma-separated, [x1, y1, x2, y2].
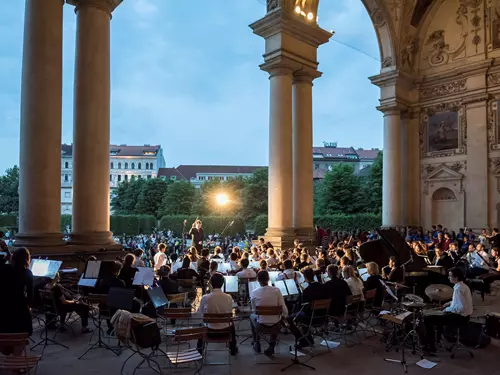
[147, 287, 168, 309]
[223, 276, 238, 293]
[77, 274, 98, 287]
[274, 280, 288, 296]
[284, 279, 299, 296]
[30, 259, 62, 279]
[133, 267, 155, 286]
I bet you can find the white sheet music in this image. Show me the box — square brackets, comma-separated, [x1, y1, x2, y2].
[284, 279, 299, 295]
[224, 276, 238, 293]
[85, 261, 101, 279]
[275, 280, 288, 296]
[268, 271, 280, 285]
[217, 263, 231, 273]
[248, 281, 260, 295]
[77, 276, 98, 287]
[132, 267, 155, 286]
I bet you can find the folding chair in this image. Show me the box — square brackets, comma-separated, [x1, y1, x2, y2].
[161, 308, 193, 341]
[202, 313, 234, 374]
[30, 290, 69, 354]
[329, 294, 363, 347]
[296, 298, 331, 353]
[0, 333, 41, 374]
[359, 289, 379, 337]
[166, 293, 188, 307]
[253, 306, 284, 364]
[166, 327, 207, 374]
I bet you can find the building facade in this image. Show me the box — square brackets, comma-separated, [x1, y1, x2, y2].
[61, 144, 166, 215]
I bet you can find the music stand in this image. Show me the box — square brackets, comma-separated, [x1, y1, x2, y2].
[133, 267, 155, 287]
[147, 287, 168, 309]
[30, 259, 62, 279]
[274, 280, 289, 297]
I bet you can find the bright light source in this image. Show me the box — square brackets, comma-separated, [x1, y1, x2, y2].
[216, 193, 229, 206]
[307, 12, 314, 20]
[295, 6, 301, 13]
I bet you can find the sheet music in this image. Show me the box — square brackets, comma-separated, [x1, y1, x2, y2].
[284, 279, 299, 295]
[275, 280, 288, 296]
[132, 267, 155, 286]
[249, 261, 260, 269]
[248, 281, 260, 295]
[77, 275, 98, 287]
[85, 261, 101, 279]
[30, 259, 62, 278]
[268, 271, 280, 285]
[223, 276, 238, 293]
[217, 262, 231, 273]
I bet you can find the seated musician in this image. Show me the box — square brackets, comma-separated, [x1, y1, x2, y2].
[318, 250, 331, 267]
[259, 259, 268, 272]
[232, 246, 242, 260]
[210, 246, 225, 260]
[471, 248, 500, 294]
[118, 253, 138, 288]
[45, 273, 91, 333]
[432, 247, 453, 271]
[342, 266, 364, 301]
[423, 267, 473, 353]
[275, 251, 289, 271]
[364, 262, 384, 308]
[188, 247, 199, 263]
[133, 248, 146, 267]
[295, 253, 310, 271]
[96, 261, 125, 294]
[277, 259, 300, 282]
[266, 248, 278, 267]
[229, 252, 239, 271]
[339, 256, 352, 269]
[466, 243, 489, 278]
[315, 258, 327, 278]
[344, 249, 357, 265]
[447, 242, 462, 264]
[197, 248, 210, 270]
[250, 247, 260, 262]
[287, 267, 329, 349]
[176, 257, 200, 280]
[324, 265, 352, 316]
[158, 265, 179, 296]
[250, 270, 288, 355]
[209, 261, 219, 277]
[196, 273, 238, 355]
[382, 256, 403, 282]
[236, 258, 257, 279]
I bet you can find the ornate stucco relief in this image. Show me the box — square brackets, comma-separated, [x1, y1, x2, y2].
[420, 79, 467, 99]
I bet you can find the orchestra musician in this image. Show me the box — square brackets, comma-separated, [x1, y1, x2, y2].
[236, 258, 257, 279]
[189, 220, 204, 252]
[250, 247, 260, 262]
[133, 248, 146, 267]
[153, 243, 167, 271]
[45, 273, 91, 333]
[466, 243, 489, 278]
[423, 267, 473, 353]
[277, 259, 300, 282]
[382, 256, 404, 282]
[158, 265, 179, 296]
[118, 253, 138, 288]
[342, 265, 364, 302]
[364, 262, 384, 308]
[447, 242, 462, 264]
[324, 265, 352, 316]
[96, 261, 125, 294]
[487, 228, 500, 249]
[210, 246, 225, 261]
[249, 270, 288, 355]
[432, 247, 454, 271]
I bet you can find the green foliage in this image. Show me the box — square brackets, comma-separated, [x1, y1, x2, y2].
[0, 215, 17, 232]
[362, 151, 383, 214]
[111, 178, 146, 214]
[316, 164, 361, 215]
[110, 215, 140, 235]
[60, 215, 72, 232]
[135, 179, 171, 217]
[159, 215, 245, 237]
[0, 166, 19, 214]
[138, 215, 157, 234]
[252, 214, 268, 236]
[241, 168, 268, 221]
[314, 213, 381, 231]
[157, 181, 196, 216]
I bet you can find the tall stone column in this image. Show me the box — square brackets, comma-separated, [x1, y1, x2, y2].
[265, 67, 295, 241]
[293, 73, 318, 237]
[404, 112, 421, 226]
[381, 108, 403, 227]
[70, 0, 119, 245]
[16, 0, 65, 247]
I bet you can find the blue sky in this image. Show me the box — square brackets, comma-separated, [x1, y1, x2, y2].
[0, 0, 382, 173]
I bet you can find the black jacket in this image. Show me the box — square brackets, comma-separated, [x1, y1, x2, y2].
[387, 266, 404, 283]
[118, 265, 138, 288]
[364, 275, 384, 307]
[159, 277, 179, 296]
[96, 276, 126, 294]
[302, 282, 329, 317]
[434, 254, 454, 271]
[324, 278, 352, 316]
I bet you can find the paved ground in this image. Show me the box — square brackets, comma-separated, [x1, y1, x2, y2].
[28, 291, 500, 375]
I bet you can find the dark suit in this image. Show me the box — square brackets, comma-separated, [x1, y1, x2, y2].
[387, 267, 404, 282]
[324, 278, 352, 316]
[434, 254, 454, 271]
[189, 228, 204, 251]
[364, 275, 384, 307]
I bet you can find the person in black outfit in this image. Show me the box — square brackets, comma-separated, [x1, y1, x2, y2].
[287, 267, 329, 348]
[488, 228, 500, 249]
[189, 220, 204, 252]
[324, 265, 352, 316]
[433, 247, 454, 271]
[364, 262, 384, 307]
[0, 248, 33, 355]
[96, 261, 126, 294]
[118, 253, 138, 288]
[158, 266, 179, 295]
[382, 256, 404, 283]
[45, 273, 91, 333]
[176, 257, 200, 280]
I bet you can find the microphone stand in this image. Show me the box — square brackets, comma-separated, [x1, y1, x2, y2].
[281, 303, 315, 372]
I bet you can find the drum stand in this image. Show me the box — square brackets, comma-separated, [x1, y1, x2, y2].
[384, 310, 424, 374]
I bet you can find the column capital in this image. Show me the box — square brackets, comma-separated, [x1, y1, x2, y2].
[293, 70, 322, 84]
[265, 66, 294, 78]
[67, 0, 122, 17]
[377, 102, 407, 116]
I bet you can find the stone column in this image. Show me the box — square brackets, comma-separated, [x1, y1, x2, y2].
[265, 67, 295, 241]
[292, 73, 317, 237]
[16, 0, 65, 247]
[404, 112, 421, 226]
[70, 0, 119, 245]
[381, 108, 403, 227]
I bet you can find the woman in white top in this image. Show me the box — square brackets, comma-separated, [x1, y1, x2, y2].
[250, 247, 260, 262]
[266, 249, 278, 267]
[342, 266, 365, 301]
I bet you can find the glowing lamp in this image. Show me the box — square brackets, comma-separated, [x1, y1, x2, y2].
[295, 6, 301, 13]
[216, 193, 229, 206]
[307, 12, 314, 20]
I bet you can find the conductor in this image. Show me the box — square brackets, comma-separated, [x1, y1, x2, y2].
[189, 220, 204, 252]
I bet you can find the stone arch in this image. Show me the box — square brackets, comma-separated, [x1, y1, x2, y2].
[432, 187, 456, 201]
[431, 187, 461, 230]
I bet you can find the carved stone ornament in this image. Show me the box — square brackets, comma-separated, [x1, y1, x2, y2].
[489, 157, 500, 169]
[267, 0, 280, 12]
[488, 73, 500, 86]
[382, 57, 393, 68]
[370, 8, 386, 27]
[458, 0, 482, 51]
[420, 79, 467, 99]
[401, 36, 419, 70]
[387, 0, 403, 22]
[425, 30, 450, 66]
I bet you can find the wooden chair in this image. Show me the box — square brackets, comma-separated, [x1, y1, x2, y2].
[161, 307, 193, 339]
[253, 306, 284, 364]
[166, 293, 188, 307]
[0, 333, 41, 374]
[202, 313, 234, 374]
[329, 294, 363, 347]
[166, 327, 207, 374]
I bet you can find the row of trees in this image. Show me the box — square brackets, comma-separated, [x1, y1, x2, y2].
[0, 153, 382, 225]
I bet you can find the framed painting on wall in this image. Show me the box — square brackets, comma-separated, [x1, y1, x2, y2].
[427, 111, 459, 152]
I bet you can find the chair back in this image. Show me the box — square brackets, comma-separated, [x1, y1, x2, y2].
[203, 313, 233, 325]
[256, 306, 283, 316]
[167, 293, 187, 306]
[164, 307, 192, 319]
[309, 298, 331, 327]
[173, 327, 207, 343]
[177, 279, 195, 289]
[363, 289, 376, 310]
[345, 294, 362, 316]
[88, 294, 110, 318]
[0, 333, 30, 347]
[312, 298, 331, 311]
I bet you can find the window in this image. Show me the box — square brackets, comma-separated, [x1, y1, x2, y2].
[64, 174, 68, 182]
[149, 163, 154, 170]
[143, 151, 156, 155]
[118, 175, 121, 182]
[314, 164, 319, 170]
[138, 175, 142, 179]
[125, 175, 128, 181]
[125, 162, 128, 169]
[208, 176, 213, 180]
[110, 175, 112, 181]
[64, 162, 69, 169]
[118, 163, 121, 169]
[170, 176, 177, 181]
[198, 176, 206, 181]
[147, 175, 152, 180]
[64, 192, 71, 198]
[131, 162, 135, 169]
[131, 175, 136, 181]
[138, 162, 142, 169]
[145, 162, 149, 169]
[110, 162, 114, 169]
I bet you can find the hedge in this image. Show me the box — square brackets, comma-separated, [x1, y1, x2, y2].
[61, 215, 72, 232]
[252, 213, 382, 235]
[138, 215, 157, 234]
[0, 215, 17, 228]
[159, 215, 245, 237]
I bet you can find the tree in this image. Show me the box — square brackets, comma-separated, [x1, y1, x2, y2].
[241, 168, 268, 220]
[135, 178, 171, 217]
[111, 178, 145, 214]
[316, 163, 361, 215]
[157, 181, 196, 216]
[363, 151, 383, 213]
[0, 166, 19, 214]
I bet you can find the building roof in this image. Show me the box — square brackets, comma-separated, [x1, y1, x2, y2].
[158, 165, 265, 181]
[355, 148, 380, 160]
[61, 144, 161, 157]
[312, 146, 358, 159]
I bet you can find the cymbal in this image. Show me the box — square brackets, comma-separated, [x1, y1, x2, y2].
[385, 281, 410, 289]
[425, 284, 453, 301]
[402, 301, 426, 308]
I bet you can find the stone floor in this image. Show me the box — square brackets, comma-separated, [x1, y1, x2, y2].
[28, 291, 500, 375]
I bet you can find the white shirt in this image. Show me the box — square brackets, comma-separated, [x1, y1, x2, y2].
[236, 268, 257, 279]
[345, 277, 365, 301]
[197, 289, 233, 329]
[267, 257, 278, 267]
[229, 260, 239, 270]
[250, 285, 288, 325]
[467, 251, 489, 270]
[444, 281, 473, 317]
[154, 252, 167, 270]
[277, 269, 299, 282]
[133, 259, 145, 268]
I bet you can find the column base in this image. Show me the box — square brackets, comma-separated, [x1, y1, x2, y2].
[264, 227, 296, 250]
[294, 227, 317, 254]
[69, 231, 114, 246]
[14, 232, 66, 247]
